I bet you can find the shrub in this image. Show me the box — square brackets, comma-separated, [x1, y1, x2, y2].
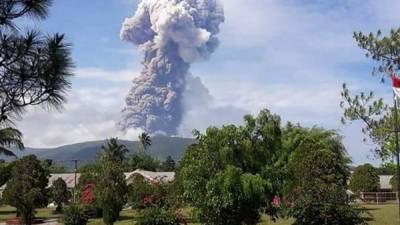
[349, 164, 380, 193]
[2, 155, 50, 225]
[82, 204, 103, 219]
[64, 205, 89, 225]
[390, 173, 399, 191]
[94, 139, 128, 225]
[128, 174, 171, 209]
[137, 207, 181, 225]
[51, 178, 72, 213]
[178, 109, 286, 225]
[285, 127, 366, 225]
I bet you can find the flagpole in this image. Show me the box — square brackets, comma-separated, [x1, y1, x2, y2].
[392, 91, 400, 223]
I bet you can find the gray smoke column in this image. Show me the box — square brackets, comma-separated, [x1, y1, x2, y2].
[119, 0, 224, 135]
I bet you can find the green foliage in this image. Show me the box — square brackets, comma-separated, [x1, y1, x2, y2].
[0, 128, 24, 157]
[341, 29, 400, 161]
[0, 0, 73, 124]
[0, 162, 13, 187]
[124, 153, 160, 172]
[161, 156, 176, 172]
[128, 175, 154, 209]
[284, 126, 366, 225]
[137, 207, 181, 225]
[377, 162, 396, 175]
[78, 163, 100, 188]
[2, 155, 50, 225]
[51, 178, 72, 213]
[98, 138, 129, 163]
[177, 109, 288, 225]
[94, 138, 128, 225]
[63, 204, 89, 225]
[354, 29, 400, 72]
[350, 164, 380, 193]
[390, 173, 398, 191]
[290, 198, 366, 225]
[128, 174, 175, 210]
[139, 132, 152, 153]
[340, 84, 394, 160]
[42, 159, 68, 173]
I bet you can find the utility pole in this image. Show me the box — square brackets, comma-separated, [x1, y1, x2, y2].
[393, 92, 400, 223]
[71, 159, 79, 203]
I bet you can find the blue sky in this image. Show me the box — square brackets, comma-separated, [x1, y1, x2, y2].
[16, 0, 400, 165]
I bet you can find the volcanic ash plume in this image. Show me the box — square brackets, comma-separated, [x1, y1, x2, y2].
[119, 0, 224, 135]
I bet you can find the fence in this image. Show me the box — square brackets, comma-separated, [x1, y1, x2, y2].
[360, 192, 398, 204]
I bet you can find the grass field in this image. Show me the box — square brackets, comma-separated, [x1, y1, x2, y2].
[0, 206, 56, 222]
[0, 204, 398, 224]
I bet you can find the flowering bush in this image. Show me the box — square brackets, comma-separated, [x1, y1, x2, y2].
[80, 183, 95, 205]
[272, 196, 281, 208]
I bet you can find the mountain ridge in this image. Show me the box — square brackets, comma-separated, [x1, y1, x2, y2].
[6, 136, 195, 167]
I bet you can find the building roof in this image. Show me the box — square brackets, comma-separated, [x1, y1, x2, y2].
[0, 170, 175, 194]
[125, 169, 175, 184]
[48, 173, 81, 189]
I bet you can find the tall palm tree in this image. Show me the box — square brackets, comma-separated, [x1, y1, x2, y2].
[138, 132, 151, 153]
[100, 138, 128, 163]
[0, 127, 24, 157]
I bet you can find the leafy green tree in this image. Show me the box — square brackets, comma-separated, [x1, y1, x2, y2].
[0, 0, 74, 124]
[124, 153, 160, 172]
[98, 138, 129, 163]
[349, 164, 380, 194]
[128, 174, 173, 210]
[77, 163, 99, 190]
[0, 161, 13, 187]
[177, 109, 288, 225]
[284, 126, 365, 225]
[128, 174, 154, 209]
[137, 207, 181, 225]
[377, 162, 396, 175]
[139, 132, 151, 152]
[51, 178, 72, 213]
[42, 159, 68, 173]
[2, 155, 50, 225]
[390, 174, 399, 191]
[161, 156, 176, 172]
[94, 139, 128, 225]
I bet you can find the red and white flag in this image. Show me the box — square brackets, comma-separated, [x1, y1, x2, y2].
[392, 75, 400, 99]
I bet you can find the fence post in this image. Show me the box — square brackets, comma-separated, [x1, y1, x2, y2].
[376, 192, 379, 205]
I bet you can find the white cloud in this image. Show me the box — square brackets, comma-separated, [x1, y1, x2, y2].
[74, 68, 136, 82]
[16, 68, 140, 148]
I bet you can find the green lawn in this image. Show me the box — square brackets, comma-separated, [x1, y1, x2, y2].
[0, 206, 56, 222]
[363, 204, 399, 225]
[0, 204, 398, 225]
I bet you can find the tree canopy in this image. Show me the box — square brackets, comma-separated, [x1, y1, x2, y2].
[51, 177, 72, 213]
[2, 155, 50, 225]
[284, 126, 365, 225]
[94, 138, 128, 225]
[177, 109, 288, 225]
[349, 164, 380, 193]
